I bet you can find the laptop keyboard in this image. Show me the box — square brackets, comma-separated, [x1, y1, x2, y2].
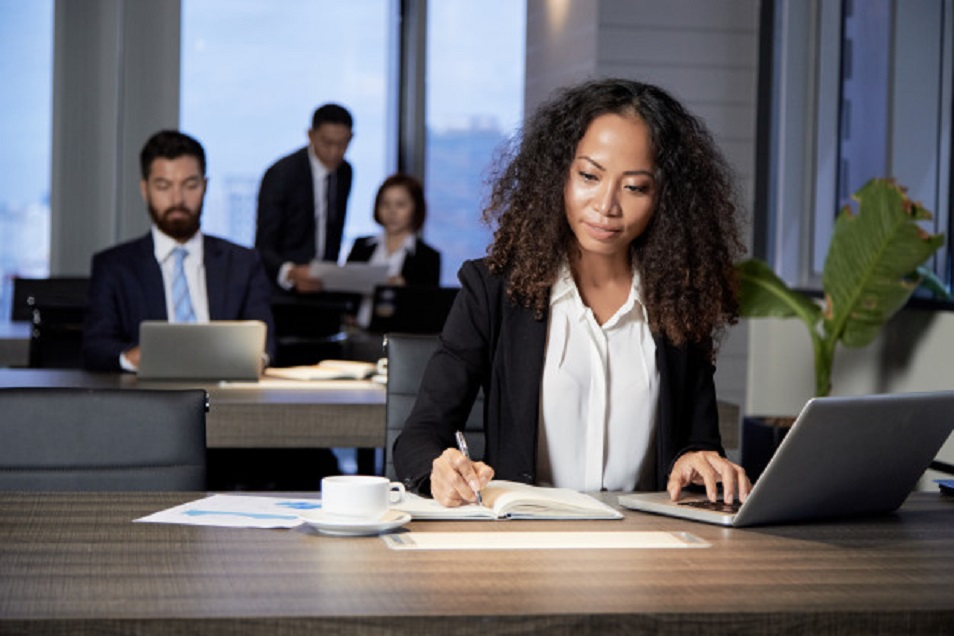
[678, 499, 742, 514]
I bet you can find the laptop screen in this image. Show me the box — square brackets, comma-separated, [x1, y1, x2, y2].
[137, 321, 266, 381]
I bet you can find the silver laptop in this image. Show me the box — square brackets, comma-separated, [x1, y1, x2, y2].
[137, 320, 266, 381]
[619, 392, 954, 527]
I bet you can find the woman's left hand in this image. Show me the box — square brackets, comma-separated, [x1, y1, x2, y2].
[667, 450, 751, 504]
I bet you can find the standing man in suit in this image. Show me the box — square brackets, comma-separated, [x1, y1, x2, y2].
[82, 130, 276, 372]
[255, 103, 355, 293]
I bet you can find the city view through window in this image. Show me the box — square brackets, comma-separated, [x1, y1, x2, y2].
[181, 0, 526, 287]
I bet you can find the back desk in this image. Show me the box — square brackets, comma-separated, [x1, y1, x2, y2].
[0, 368, 385, 450]
[1, 491, 953, 634]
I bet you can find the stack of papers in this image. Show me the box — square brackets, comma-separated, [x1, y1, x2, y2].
[308, 262, 389, 294]
[265, 359, 377, 381]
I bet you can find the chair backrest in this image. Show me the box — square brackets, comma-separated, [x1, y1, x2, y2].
[384, 333, 484, 480]
[270, 293, 357, 366]
[11, 276, 89, 322]
[368, 285, 459, 335]
[29, 304, 88, 368]
[0, 388, 208, 491]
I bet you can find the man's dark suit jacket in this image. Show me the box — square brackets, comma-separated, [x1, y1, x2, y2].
[82, 233, 277, 372]
[392, 259, 725, 495]
[346, 236, 442, 286]
[255, 147, 353, 283]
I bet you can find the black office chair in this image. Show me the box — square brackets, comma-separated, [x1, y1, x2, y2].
[0, 388, 208, 491]
[368, 285, 459, 335]
[384, 333, 484, 480]
[11, 276, 90, 322]
[28, 303, 88, 368]
[11, 277, 91, 369]
[270, 293, 358, 366]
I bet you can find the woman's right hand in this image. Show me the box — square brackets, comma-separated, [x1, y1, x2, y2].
[430, 448, 494, 507]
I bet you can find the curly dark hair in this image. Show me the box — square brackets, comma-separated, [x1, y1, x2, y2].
[482, 78, 744, 359]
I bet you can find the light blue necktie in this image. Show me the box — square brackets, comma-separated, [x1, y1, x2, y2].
[172, 247, 196, 323]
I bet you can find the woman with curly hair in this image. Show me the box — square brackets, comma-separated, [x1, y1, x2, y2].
[393, 77, 750, 507]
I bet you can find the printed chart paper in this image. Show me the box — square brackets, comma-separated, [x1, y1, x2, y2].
[135, 494, 320, 528]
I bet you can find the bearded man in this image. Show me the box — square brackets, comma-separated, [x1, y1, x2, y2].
[82, 130, 276, 372]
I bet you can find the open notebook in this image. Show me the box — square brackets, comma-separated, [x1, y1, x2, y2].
[393, 480, 622, 520]
[619, 391, 954, 527]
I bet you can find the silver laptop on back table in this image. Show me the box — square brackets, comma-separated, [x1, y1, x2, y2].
[137, 320, 266, 381]
[619, 392, 954, 527]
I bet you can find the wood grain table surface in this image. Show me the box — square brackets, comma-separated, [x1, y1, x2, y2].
[1, 491, 953, 635]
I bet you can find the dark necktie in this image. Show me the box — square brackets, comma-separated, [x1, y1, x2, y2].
[324, 171, 337, 258]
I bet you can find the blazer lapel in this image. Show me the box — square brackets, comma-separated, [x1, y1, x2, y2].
[203, 236, 227, 319]
[137, 234, 167, 320]
[500, 302, 548, 481]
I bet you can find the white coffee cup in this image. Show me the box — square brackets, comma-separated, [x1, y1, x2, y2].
[320, 475, 406, 520]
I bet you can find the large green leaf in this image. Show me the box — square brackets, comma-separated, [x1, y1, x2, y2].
[736, 258, 822, 331]
[822, 179, 944, 348]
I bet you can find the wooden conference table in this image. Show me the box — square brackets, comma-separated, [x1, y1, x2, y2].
[1, 491, 953, 634]
[0, 368, 385, 450]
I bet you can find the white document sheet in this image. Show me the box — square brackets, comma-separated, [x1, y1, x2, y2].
[381, 531, 710, 550]
[134, 494, 320, 529]
[308, 262, 389, 294]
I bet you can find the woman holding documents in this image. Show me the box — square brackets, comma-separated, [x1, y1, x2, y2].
[346, 173, 441, 326]
[393, 78, 751, 507]
[347, 173, 441, 286]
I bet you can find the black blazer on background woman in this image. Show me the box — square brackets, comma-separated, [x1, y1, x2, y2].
[346, 235, 441, 285]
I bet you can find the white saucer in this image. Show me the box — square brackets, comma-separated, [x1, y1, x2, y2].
[298, 509, 411, 536]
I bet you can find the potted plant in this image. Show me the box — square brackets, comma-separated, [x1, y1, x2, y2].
[735, 177, 946, 477]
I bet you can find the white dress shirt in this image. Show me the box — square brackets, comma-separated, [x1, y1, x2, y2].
[355, 233, 417, 328]
[536, 263, 659, 492]
[308, 146, 331, 263]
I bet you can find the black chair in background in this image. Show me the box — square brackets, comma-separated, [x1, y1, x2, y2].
[11, 276, 89, 321]
[28, 303, 88, 368]
[0, 387, 208, 491]
[368, 285, 459, 335]
[384, 333, 484, 480]
[11, 276, 90, 369]
[270, 293, 358, 367]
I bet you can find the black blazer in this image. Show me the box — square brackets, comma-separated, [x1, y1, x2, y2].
[255, 147, 353, 283]
[392, 259, 724, 494]
[346, 235, 441, 285]
[82, 233, 277, 372]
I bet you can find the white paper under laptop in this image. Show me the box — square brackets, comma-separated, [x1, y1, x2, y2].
[137, 320, 266, 381]
[619, 391, 954, 527]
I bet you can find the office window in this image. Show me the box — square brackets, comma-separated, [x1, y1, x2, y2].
[0, 0, 53, 320]
[180, 0, 398, 255]
[425, 1, 527, 286]
[763, 0, 952, 289]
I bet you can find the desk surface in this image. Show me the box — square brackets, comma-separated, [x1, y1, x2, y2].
[0, 368, 386, 449]
[1, 491, 953, 635]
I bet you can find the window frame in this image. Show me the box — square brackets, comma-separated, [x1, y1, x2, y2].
[757, 0, 953, 295]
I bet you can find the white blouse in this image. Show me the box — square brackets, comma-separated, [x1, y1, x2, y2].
[536, 264, 659, 492]
[355, 233, 417, 328]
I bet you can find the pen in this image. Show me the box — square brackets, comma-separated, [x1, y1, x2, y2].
[454, 430, 483, 506]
